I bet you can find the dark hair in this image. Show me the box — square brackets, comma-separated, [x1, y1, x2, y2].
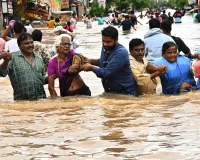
[162, 41, 177, 55]
[50, 16, 54, 20]
[160, 19, 172, 33]
[163, 10, 166, 14]
[129, 38, 144, 53]
[149, 18, 160, 29]
[17, 32, 32, 46]
[32, 29, 42, 42]
[55, 18, 60, 23]
[125, 15, 129, 19]
[101, 26, 118, 39]
[13, 21, 25, 34]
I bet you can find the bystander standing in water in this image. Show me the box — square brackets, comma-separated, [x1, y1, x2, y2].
[160, 19, 192, 58]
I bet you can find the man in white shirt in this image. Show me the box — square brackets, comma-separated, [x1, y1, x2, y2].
[24, 20, 33, 35]
[3, 21, 25, 53]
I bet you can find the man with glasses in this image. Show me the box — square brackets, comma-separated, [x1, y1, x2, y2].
[129, 38, 167, 95]
[81, 26, 137, 96]
[0, 33, 47, 100]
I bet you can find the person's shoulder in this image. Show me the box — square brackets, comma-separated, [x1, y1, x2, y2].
[115, 44, 128, 54]
[178, 54, 190, 61]
[153, 57, 166, 65]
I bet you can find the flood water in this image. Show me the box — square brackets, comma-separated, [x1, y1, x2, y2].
[1, 12, 200, 159]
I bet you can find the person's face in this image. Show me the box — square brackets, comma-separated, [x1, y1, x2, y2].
[163, 46, 178, 63]
[57, 37, 71, 55]
[102, 36, 118, 51]
[19, 37, 34, 55]
[130, 44, 144, 62]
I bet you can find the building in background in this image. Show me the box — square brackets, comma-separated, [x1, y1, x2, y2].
[0, 0, 13, 29]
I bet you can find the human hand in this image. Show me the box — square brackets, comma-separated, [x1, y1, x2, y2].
[81, 63, 93, 71]
[0, 51, 12, 61]
[80, 54, 91, 64]
[158, 65, 167, 74]
[68, 64, 80, 73]
[9, 20, 15, 28]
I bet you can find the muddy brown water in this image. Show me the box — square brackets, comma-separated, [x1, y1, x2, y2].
[1, 12, 200, 159]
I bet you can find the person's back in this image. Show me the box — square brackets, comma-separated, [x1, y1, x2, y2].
[193, 11, 198, 23]
[144, 18, 175, 61]
[160, 19, 191, 58]
[24, 20, 33, 34]
[160, 11, 168, 20]
[130, 12, 137, 25]
[97, 16, 105, 25]
[32, 29, 50, 71]
[48, 16, 55, 28]
[196, 12, 200, 23]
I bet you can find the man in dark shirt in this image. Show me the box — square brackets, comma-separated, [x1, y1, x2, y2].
[196, 12, 200, 23]
[81, 26, 137, 96]
[160, 10, 168, 20]
[160, 19, 192, 58]
[119, 15, 136, 31]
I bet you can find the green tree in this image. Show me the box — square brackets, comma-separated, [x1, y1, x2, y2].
[90, 0, 105, 16]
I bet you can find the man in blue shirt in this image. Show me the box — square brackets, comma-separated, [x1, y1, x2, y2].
[81, 26, 137, 96]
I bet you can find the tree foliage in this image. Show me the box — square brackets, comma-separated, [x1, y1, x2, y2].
[90, 0, 105, 16]
[105, 0, 189, 13]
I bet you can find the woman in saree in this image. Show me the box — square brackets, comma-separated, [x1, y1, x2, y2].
[48, 34, 91, 98]
[153, 41, 196, 95]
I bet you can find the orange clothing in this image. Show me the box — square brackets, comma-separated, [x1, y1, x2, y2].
[48, 20, 55, 28]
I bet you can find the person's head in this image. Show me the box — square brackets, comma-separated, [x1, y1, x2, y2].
[50, 16, 54, 20]
[163, 10, 166, 14]
[13, 21, 25, 34]
[125, 15, 129, 20]
[129, 38, 145, 62]
[72, 13, 76, 18]
[160, 19, 172, 34]
[0, 38, 6, 52]
[25, 20, 30, 25]
[149, 18, 160, 29]
[55, 18, 60, 23]
[162, 42, 178, 63]
[54, 34, 72, 55]
[32, 29, 42, 42]
[101, 26, 118, 51]
[17, 32, 34, 55]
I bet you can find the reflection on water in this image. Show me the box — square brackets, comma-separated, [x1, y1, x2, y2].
[1, 13, 200, 159]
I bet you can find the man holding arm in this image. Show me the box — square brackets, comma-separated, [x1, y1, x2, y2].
[81, 26, 137, 96]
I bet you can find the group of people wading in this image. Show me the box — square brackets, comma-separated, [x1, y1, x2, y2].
[0, 16, 200, 100]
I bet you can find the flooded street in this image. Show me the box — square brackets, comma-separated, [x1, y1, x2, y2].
[1, 12, 200, 159]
